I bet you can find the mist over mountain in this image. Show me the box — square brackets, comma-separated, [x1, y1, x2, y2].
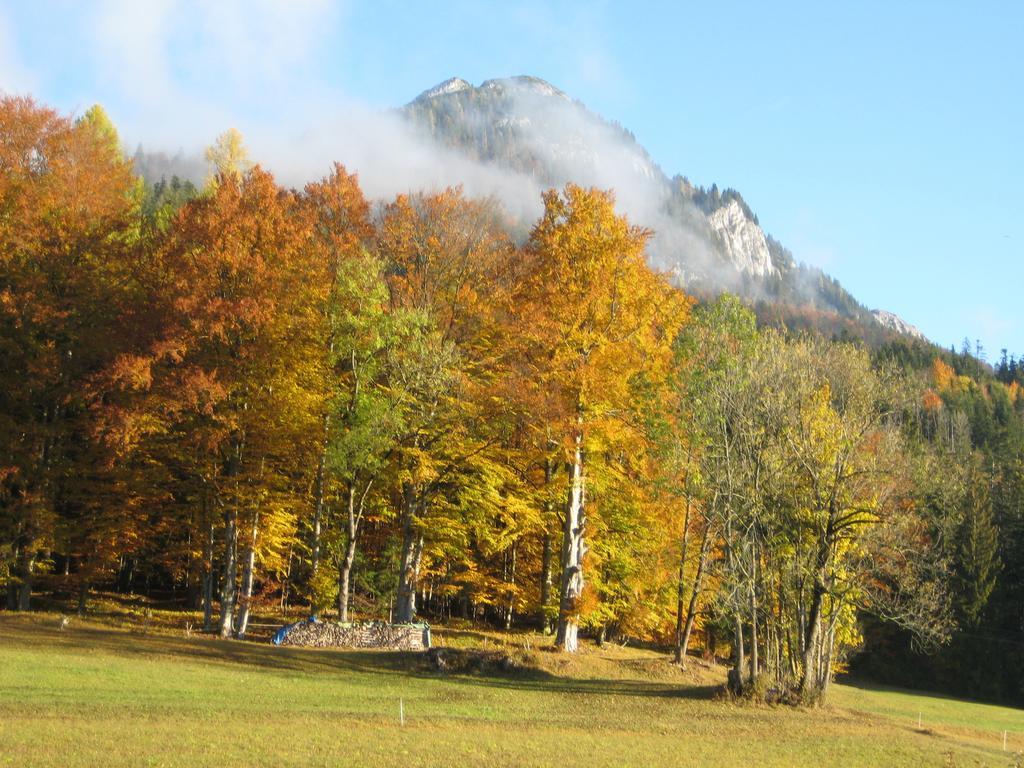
[400, 76, 916, 341]
[133, 74, 923, 346]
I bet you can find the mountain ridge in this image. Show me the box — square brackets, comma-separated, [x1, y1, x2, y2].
[402, 75, 926, 346]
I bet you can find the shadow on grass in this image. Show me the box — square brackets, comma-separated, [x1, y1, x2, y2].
[1, 614, 720, 702]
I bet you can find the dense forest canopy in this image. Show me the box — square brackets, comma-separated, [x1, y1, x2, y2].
[1, 97, 1022, 705]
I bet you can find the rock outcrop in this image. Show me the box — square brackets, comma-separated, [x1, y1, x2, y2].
[708, 199, 777, 278]
[871, 309, 928, 342]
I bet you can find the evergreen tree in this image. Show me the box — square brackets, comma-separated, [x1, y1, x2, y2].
[954, 470, 1001, 627]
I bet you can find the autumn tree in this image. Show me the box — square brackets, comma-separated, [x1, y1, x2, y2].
[303, 165, 413, 621]
[376, 188, 514, 623]
[669, 294, 757, 667]
[204, 128, 251, 186]
[760, 334, 951, 699]
[0, 98, 140, 609]
[515, 185, 686, 651]
[123, 165, 329, 637]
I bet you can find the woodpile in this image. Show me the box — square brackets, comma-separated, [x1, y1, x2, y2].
[274, 619, 430, 650]
[425, 647, 522, 674]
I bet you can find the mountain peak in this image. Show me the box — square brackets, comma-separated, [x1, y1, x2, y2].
[478, 76, 567, 99]
[415, 77, 473, 101]
[414, 76, 568, 105]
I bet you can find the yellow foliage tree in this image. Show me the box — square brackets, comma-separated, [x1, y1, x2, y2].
[514, 184, 687, 651]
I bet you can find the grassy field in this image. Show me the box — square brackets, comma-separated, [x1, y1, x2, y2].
[1, 612, 1022, 767]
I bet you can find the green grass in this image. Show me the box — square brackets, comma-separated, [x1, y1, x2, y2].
[1, 613, 1022, 767]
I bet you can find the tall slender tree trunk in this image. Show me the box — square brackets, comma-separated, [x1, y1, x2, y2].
[674, 497, 692, 664]
[539, 458, 555, 633]
[218, 508, 238, 639]
[337, 484, 362, 622]
[680, 521, 713, 667]
[821, 626, 837, 694]
[118, 557, 135, 593]
[556, 421, 586, 653]
[540, 531, 553, 633]
[797, 576, 807, 660]
[311, 415, 329, 576]
[749, 544, 759, 684]
[280, 542, 294, 610]
[184, 524, 197, 608]
[505, 540, 517, 631]
[202, 520, 215, 632]
[235, 512, 259, 638]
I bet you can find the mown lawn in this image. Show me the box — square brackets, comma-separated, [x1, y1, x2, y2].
[0, 613, 1021, 767]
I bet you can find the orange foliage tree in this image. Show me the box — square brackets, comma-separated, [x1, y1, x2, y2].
[0, 98, 141, 610]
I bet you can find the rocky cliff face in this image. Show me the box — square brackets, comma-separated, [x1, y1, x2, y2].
[708, 198, 777, 278]
[871, 309, 927, 341]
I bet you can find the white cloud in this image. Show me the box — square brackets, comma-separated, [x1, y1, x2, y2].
[70, 2, 551, 218]
[89, 0, 340, 148]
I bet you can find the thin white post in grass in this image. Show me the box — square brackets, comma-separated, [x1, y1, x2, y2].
[917, 712, 922, 729]
[400, 698, 404, 727]
[1003, 730, 1007, 751]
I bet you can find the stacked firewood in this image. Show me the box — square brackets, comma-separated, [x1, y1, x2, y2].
[275, 619, 429, 650]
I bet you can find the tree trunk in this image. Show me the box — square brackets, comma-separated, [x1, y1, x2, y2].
[822, 626, 837, 694]
[118, 557, 135, 593]
[311, 416, 329, 576]
[234, 512, 259, 639]
[539, 458, 555, 633]
[77, 580, 89, 617]
[556, 422, 586, 653]
[800, 581, 826, 696]
[338, 485, 360, 622]
[729, 613, 746, 695]
[16, 551, 33, 611]
[8, 546, 34, 611]
[800, 538, 831, 697]
[674, 497, 692, 664]
[505, 541, 517, 631]
[680, 521, 713, 667]
[218, 508, 238, 639]
[395, 487, 423, 623]
[202, 520, 215, 632]
[540, 531, 553, 633]
[280, 542, 294, 610]
[749, 544, 759, 684]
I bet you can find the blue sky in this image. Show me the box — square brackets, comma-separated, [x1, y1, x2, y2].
[1, 1, 1021, 358]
